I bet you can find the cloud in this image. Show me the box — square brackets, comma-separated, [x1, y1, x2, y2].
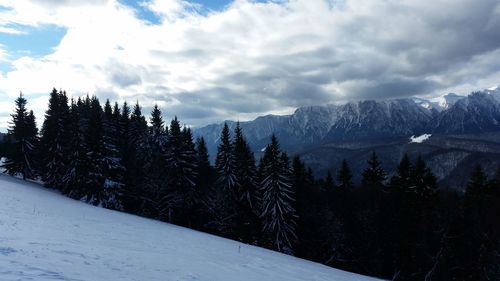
[0, 44, 7, 61]
[107, 61, 143, 88]
[0, 0, 499, 130]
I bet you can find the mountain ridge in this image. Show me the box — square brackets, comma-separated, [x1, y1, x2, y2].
[194, 86, 500, 155]
[193, 86, 500, 188]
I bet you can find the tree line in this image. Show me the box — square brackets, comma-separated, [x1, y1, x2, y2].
[2, 89, 500, 280]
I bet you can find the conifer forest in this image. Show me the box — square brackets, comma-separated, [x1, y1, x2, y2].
[1, 89, 499, 280]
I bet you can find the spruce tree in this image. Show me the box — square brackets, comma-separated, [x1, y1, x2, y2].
[179, 126, 199, 224]
[410, 156, 437, 197]
[149, 104, 166, 146]
[141, 104, 168, 217]
[112, 102, 121, 127]
[361, 152, 386, 188]
[196, 137, 212, 191]
[84, 96, 106, 205]
[232, 122, 260, 242]
[466, 164, 488, 198]
[101, 99, 124, 210]
[210, 122, 238, 235]
[325, 171, 335, 191]
[233, 122, 259, 209]
[2, 93, 38, 180]
[40, 89, 71, 189]
[63, 98, 90, 199]
[125, 101, 149, 212]
[193, 136, 214, 229]
[118, 102, 137, 211]
[336, 159, 353, 189]
[291, 155, 320, 257]
[215, 122, 236, 191]
[390, 153, 412, 190]
[260, 135, 297, 253]
[129, 101, 148, 145]
[161, 117, 198, 224]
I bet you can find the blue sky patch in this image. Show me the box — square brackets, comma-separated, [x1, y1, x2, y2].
[119, 0, 234, 24]
[119, 0, 162, 25]
[0, 24, 66, 72]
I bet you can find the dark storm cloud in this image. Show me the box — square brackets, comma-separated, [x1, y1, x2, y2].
[341, 78, 442, 100]
[3, 0, 500, 128]
[122, 0, 500, 124]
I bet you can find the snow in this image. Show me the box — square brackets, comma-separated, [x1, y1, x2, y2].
[431, 93, 465, 109]
[412, 97, 441, 111]
[410, 134, 432, 143]
[0, 174, 380, 281]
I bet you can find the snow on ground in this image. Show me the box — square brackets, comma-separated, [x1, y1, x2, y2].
[0, 174, 381, 281]
[410, 134, 432, 143]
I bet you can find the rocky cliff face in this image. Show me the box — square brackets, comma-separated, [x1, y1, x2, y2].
[430, 92, 500, 134]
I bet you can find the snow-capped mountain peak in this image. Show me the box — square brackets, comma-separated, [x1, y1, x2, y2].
[194, 86, 500, 157]
[431, 93, 466, 110]
[486, 85, 500, 102]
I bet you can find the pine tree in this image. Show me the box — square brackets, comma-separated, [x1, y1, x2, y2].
[215, 122, 236, 191]
[410, 156, 437, 197]
[232, 122, 260, 242]
[233, 122, 259, 209]
[40, 89, 71, 189]
[260, 135, 297, 253]
[26, 110, 39, 174]
[193, 136, 214, 229]
[179, 126, 199, 225]
[140, 104, 168, 218]
[101, 99, 124, 210]
[209, 122, 238, 235]
[291, 155, 320, 258]
[63, 98, 90, 199]
[2, 93, 38, 180]
[291, 156, 309, 192]
[196, 137, 212, 191]
[161, 117, 198, 224]
[466, 164, 488, 198]
[83, 96, 106, 205]
[361, 152, 386, 188]
[129, 101, 148, 146]
[112, 102, 121, 127]
[118, 102, 131, 160]
[336, 159, 353, 189]
[325, 171, 335, 191]
[118, 102, 137, 212]
[125, 101, 149, 212]
[390, 153, 412, 190]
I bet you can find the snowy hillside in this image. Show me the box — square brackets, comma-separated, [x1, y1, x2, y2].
[0, 174, 379, 281]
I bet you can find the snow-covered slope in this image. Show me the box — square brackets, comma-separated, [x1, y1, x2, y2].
[410, 134, 432, 143]
[0, 174, 379, 281]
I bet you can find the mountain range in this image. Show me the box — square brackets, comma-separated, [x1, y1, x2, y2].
[194, 86, 500, 189]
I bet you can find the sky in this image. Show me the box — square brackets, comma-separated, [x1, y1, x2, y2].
[0, 0, 499, 131]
